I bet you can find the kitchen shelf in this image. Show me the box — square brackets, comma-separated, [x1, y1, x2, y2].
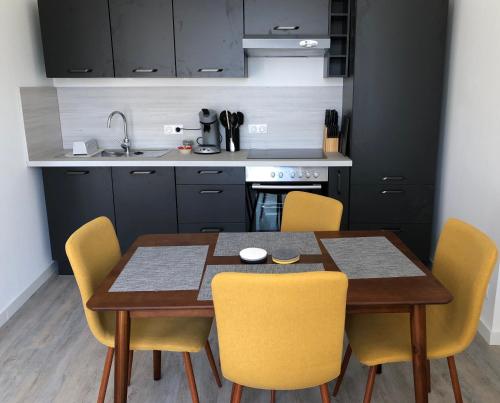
[325, 0, 352, 77]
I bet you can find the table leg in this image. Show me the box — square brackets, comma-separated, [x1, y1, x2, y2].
[410, 305, 428, 403]
[115, 311, 130, 403]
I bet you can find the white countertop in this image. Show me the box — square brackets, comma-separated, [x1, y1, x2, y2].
[27, 149, 352, 168]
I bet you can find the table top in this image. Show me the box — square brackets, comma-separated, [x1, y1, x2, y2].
[87, 231, 453, 316]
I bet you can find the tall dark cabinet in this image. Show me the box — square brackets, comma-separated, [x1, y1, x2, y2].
[37, 0, 114, 77]
[345, 0, 448, 262]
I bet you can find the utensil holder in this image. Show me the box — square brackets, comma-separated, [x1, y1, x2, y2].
[323, 128, 339, 153]
[225, 128, 240, 152]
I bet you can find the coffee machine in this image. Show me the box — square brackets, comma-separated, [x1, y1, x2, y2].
[193, 109, 222, 154]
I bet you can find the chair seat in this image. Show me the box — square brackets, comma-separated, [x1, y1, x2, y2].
[97, 313, 213, 352]
[346, 311, 463, 366]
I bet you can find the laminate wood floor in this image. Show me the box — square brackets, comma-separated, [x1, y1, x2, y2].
[1, 276, 500, 403]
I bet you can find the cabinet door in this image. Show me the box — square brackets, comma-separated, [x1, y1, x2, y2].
[349, 0, 448, 185]
[42, 168, 115, 274]
[112, 168, 178, 251]
[37, 0, 114, 77]
[173, 0, 245, 77]
[109, 0, 176, 77]
[244, 0, 329, 36]
[328, 167, 350, 230]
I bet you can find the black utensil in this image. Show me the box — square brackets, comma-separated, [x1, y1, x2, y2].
[219, 111, 230, 129]
[237, 111, 244, 126]
[332, 110, 339, 138]
[325, 110, 332, 138]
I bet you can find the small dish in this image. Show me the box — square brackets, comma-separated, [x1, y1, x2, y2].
[239, 247, 268, 264]
[271, 248, 300, 265]
[177, 145, 192, 155]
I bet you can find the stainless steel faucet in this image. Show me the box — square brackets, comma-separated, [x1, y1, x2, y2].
[107, 111, 131, 155]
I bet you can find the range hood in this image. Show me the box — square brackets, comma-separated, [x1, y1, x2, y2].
[242, 36, 330, 57]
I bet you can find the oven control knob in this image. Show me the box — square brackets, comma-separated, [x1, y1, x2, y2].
[278, 172, 284, 178]
[305, 171, 311, 178]
[271, 172, 276, 178]
[313, 172, 319, 178]
[290, 172, 296, 178]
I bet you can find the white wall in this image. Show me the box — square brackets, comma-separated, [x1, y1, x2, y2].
[0, 0, 54, 327]
[436, 0, 500, 344]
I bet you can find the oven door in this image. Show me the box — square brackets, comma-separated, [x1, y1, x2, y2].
[247, 183, 327, 232]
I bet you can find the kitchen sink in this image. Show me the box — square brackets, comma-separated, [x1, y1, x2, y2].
[94, 149, 170, 158]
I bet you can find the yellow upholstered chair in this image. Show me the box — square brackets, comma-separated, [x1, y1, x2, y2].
[333, 218, 498, 403]
[65, 216, 221, 403]
[212, 271, 348, 403]
[281, 191, 343, 232]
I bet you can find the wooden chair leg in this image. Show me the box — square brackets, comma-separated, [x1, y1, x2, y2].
[153, 350, 161, 380]
[447, 356, 463, 403]
[363, 366, 377, 403]
[97, 347, 114, 403]
[427, 359, 431, 394]
[183, 352, 200, 403]
[333, 344, 352, 396]
[204, 341, 222, 387]
[232, 383, 243, 403]
[128, 350, 133, 386]
[320, 383, 331, 403]
[376, 364, 382, 374]
[270, 389, 276, 403]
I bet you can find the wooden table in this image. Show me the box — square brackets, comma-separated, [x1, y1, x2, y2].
[87, 231, 452, 403]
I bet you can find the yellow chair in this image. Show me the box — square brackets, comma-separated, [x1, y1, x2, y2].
[281, 191, 343, 232]
[212, 271, 348, 403]
[65, 216, 221, 403]
[333, 218, 498, 403]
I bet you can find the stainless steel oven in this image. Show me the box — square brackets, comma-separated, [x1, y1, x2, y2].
[246, 166, 329, 231]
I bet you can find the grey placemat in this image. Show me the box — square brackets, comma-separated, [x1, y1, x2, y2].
[214, 232, 321, 256]
[321, 237, 425, 279]
[110, 245, 208, 292]
[198, 263, 325, 301]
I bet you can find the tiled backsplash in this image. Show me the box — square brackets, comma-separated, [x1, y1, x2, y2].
[57, 86, 343, 150]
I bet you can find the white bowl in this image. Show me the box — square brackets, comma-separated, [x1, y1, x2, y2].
[239, 247, 268, 264]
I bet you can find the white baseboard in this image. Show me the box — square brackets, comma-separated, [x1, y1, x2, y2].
[478, 319, 500, 345]
[0, 261, 57, 328]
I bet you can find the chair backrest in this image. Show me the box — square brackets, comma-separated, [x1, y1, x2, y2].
[431, 218, 498, 352]
[65, 216, 121, 344]
[281, 191, 343, 232]
[212, 271, 348, 390]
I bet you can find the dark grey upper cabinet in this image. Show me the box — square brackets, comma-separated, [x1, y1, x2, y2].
[244, 0, 329, 36]
[112, 167, 178, 251]
[37, 0, 114, 77]
[109, 0, 176, 77]
[173, 0, 246, 77]
[347, 0, 448, 185]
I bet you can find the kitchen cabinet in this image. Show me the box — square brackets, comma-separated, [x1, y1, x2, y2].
[344, 0, 448, 261]
[109, 0, 176, 77]
[173, 0, 246, 77]
[112, 167, 178, 251]
[244, 0, 329, 36]
[37, 0, 114, 77]
[176, 167, 247, 232]
[42, 168, 115, 274]
[328, 167, 350, 230]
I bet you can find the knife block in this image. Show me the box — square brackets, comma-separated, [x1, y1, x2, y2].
[323, 129, 339, 153]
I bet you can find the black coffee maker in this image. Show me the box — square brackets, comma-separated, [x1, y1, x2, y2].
[193, 109, 222, 154]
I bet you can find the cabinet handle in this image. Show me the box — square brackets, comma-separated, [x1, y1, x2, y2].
[65, 170, 90, 175]
[274, 26, 299, 31]
[130, 170, 156, 175]
[380, 190, 405, 195]
[198, 170, 222, 175]
[68, 68, 93, 73]
[382, 176, 405, 182]
[200, 227, 223, 233]
[132, 68, 158, 73]
[198, 68, 223, 73]
[337, 171, 342, 195]
[199, 190, 223, 194]
[381, 227, 402, 233]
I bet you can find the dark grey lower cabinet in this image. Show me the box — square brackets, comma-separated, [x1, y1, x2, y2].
[112, 167, 178, 251]
[328, 167, 350, 230]
[42, 168, 115, 274]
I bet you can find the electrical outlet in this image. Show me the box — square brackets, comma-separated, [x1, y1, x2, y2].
[248, 124, 268, 134]
[163, 124, 184, 135]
